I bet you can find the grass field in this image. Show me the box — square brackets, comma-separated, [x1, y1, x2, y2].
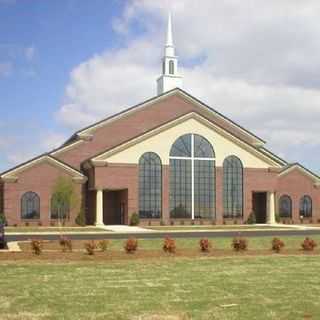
[0, 255, 319, 319]
[146, 225, 291, 231]
[1, 236, 320, 319]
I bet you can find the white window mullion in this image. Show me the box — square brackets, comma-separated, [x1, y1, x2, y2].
[191, 134, 195, 220]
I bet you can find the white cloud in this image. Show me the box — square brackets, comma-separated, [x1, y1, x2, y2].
[56, 0, 320, 172]
[25, 46, 35, 61]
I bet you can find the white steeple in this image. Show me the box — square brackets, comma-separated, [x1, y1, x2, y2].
[157, 12, 183, 95]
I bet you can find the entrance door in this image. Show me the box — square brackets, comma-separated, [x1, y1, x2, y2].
[252, 192, 267, 223]
[103, 190, 128, 225]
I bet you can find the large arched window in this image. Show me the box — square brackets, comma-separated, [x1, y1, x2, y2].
[21, 192, 40, 219]
[50, 194, 70, 220]
[279, 195, 292, 218]
[223, 156, 243, 218]
[170, 134, 215, 219]
[139, 152, 162, 219]
[300, 195, 312, 218]
[169, 60, 174, 75]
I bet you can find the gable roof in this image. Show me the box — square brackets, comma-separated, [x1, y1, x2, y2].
[55, 88, 266, 155]
[1, 154, 86, 182]
[279, 163, 320, 183]
[90, 112, 285, 167]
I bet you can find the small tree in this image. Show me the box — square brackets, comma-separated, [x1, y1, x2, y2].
[51, 177, 78, 228]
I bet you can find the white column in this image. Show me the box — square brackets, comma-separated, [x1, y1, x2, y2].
[268, 192, 276, 224]
[95, 189, 104, 226]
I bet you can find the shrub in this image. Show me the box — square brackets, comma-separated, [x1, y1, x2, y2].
[59, 235, 72, 252]
[246, 211, 256, 224]
[124, 238, 138, 253]
[38, 221, 42, 226]
[199, 238, 211, 252]
[84, 241, 96, 255]
[275, 213, 281, 223]
[50, 221, 55, 227]
[163, 237, 176, 253]
[25, 222, 29, 227]
[75, 208, 86, 226]
[271, 237, 285, 253]
[98, 240, 109, 252]
[160, 220, 165, 226]
[129, 213, 140, 226]
[232, 236, 248, 251]
[170, 220, 174, 226]
[301, 237, 317, 251]
[0, 213, 7, 226]
[31, 239, 43, 255]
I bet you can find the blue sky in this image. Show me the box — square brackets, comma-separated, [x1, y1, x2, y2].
[0, 0, 320, 174]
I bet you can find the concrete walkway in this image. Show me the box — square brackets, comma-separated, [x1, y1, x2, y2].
[100, 225, 153, 233]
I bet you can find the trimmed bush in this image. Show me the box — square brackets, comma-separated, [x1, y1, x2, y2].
[30, 239, 43, 255]
[59, 235, 72, 252]
[301, 237, 317, 251]
[232, 236, 248, 251]
[271, 237, 285, 253]
[75, 208, 86, 226]
[163, 237, 176, 253]
[124, 238, 138, 253]
[0, 213, 7, 226]
[199, 238, 211, 252]
[129, 213, 140, 226]
[84, 241, 96, 255]
[246, 211, 256, 224]
[98, 240, 109, 252]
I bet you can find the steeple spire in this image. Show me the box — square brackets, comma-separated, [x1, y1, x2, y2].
[166, 12, 173, 47]
[157, 12, 183, 95]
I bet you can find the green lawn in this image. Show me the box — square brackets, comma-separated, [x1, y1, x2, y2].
[146, 225, 290, 231]
[105, 235, 320, 251]
[5, 226, 107, 233]
[0, 255, 319, 319]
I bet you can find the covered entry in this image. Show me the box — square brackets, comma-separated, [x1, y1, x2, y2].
[103, 190, 127, 225]
[95, 189, 128, 226]
[252, 192, 267, 223]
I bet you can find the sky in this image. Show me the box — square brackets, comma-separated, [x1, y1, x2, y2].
[0, 0, 320, 174]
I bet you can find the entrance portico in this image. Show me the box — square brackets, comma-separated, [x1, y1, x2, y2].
[95, 189, 128, 226]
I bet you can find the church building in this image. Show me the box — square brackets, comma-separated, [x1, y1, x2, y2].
[1, 14, 319, 226]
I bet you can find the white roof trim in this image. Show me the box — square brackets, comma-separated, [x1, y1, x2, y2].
[1, 155, 85, 180]
[92, 112, 281, 167]
[50, 139, 84, 156]
[278, 164, 320, 182]
[77, 89, 265, 145]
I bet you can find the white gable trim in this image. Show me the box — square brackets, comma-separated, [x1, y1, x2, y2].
[279, 164, 320, 183]
[1, 155, 87, 183]
[77, 89, 265, 145]
[92, 112, 282, 167]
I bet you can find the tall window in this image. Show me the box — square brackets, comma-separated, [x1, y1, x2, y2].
[169, 60, 174, 75]
[50, 194, 70, 220]
[223, 156, 243, 218]
[21, 192, 40, 219]
[300, 195, 312, 218]
[139, 152, 162, 218]
[279, 195, 292, 218]
[170, 134, 215, 219]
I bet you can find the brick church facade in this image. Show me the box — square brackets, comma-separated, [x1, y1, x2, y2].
[0, 15, 319, 227]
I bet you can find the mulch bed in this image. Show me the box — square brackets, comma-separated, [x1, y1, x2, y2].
[0, 240, 318, 263]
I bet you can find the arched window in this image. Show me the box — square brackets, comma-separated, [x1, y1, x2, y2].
[21, 192, 40, 219]
[50, 194, 70, 220]
[162, 60, 166, 74]
[279, 195, 292, 218]
[300, 195, 312, 218]
[169, 60, 174, 75]
[170, 134, 215, 219]
[139, 152, 162, 219]
[223, 156, 243, 218]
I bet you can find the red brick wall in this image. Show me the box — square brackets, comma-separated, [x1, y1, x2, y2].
[277, 170, 320, 223]
[54, 94, 261, 169]
[3, 162, 83, 226]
